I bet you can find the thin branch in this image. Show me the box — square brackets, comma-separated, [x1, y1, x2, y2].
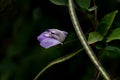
[33, 48, 84, 80]
[68, 0, 111, 80]
[92, 0, 97, 30]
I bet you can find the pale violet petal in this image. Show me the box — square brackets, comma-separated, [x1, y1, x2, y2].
[62, 31, 68, 35]
[40, 38, 61, 49]
[37, 31, 51, 41]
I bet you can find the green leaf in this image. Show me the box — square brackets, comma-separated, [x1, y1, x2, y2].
[106, 28, 120, 42]
[88, 5, 97, 12]
[88, 32, 104, 44]
[50, 0, 68, 6]
[75, 0, 91, 9]
[101, 46, 120, 59]
[96, 10, 118, 36]
[33, 48, 84, 80]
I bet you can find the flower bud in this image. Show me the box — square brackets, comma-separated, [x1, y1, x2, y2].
[37, 29, 68, 49]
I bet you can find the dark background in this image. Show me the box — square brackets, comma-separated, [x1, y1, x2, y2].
[0, 0, 120, 80]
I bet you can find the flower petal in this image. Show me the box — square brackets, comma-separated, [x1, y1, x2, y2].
[40, 38, 61, 49]
[48, 29, 68, 42]
[37, 29, 68, 49]
[37, 31, 51, 41]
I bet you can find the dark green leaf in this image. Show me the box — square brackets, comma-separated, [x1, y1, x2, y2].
[50, 0, 68, 6]
[96, 10, 118, 36]
[106, 28, 120, 42]
[101, 46, 120, 59]
[75, 0, 91, 9]
[88, 32, 104, 44]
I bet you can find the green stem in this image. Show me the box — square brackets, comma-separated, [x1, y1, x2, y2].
[68, 0, 111, 80]
[33, 48, 84, 80]
[92, 0, 97, 30]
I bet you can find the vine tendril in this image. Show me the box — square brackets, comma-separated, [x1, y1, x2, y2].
[68, 0, 111, 80]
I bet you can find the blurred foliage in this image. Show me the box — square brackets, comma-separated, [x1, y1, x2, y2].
[0, 0, 120, 80]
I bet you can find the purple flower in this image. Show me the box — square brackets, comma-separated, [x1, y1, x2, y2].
[37, 29, 68, 49]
